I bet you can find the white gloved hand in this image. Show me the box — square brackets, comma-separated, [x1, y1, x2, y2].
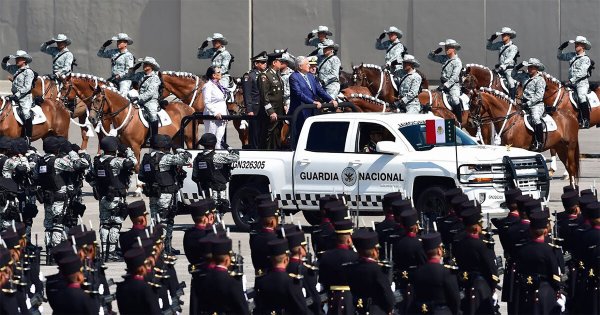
[492, 292, 499, 306]
[391, 281, 396, 292]
[557, 294, 566, 312]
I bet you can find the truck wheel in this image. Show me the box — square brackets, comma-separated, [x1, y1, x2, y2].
[416, 186, 449, 229]
[231, 186, 261, 232]
[302, 211, 321, 226]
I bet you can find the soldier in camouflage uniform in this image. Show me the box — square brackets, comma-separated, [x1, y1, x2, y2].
[558, 36, 593, 128]
[143, 134, 191, 254]
[40, 34, 75, 77]
[93, 136, 136, 260]
[277, 51, 296, 112]
[128, 57, 162, 144]
[428, 39, 463, 122]
[305, 26, 334, 63]
[486, 27, 519, 98]
[396, 54, 423, 114]
[317, 42, 341, 100]
[1, 50, 36, 141]
[197, 33, 234, 99]
[376, 26, 406, 78]
[97, 33, 135, 95]
[512, 57, 547, 151]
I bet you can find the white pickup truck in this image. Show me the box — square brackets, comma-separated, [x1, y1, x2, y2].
[180, 112, 550, 230]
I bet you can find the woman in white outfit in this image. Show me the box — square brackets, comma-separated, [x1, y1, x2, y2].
[202, 66, 228, 149]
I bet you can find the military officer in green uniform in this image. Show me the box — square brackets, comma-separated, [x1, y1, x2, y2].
[258, 50, 285, 150]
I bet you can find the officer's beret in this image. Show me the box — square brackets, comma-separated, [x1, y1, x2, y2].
[58, 256, 82, 276]
[277, 224, 301, 238]
[524, 200, 542, 215]
[100, 136, 119, 152]
[382, 192, 404, 210]
[211, 237, 232, 256]
[421, 232, 443, 252]
[1, 230, 20, 249]
[0, 178, 18, 194]
[461, 208, 482, 226]
[443, 188, 463, 204]
[257, 201, 279, 218]
[285, 231, 306, 249]
[267, 238, 289, 257]
[251, 51, 268, 62]
[529, 211, 549, 229]
[128, 200, 148, 219]
[400, 208, 419, 227]
[562, 185, 578, 193]
[0, 136, 12, 150]
[327, 205, 348, 222]
[152, 134, 172, 149]
[504, 189, 522, 205]
[124, 248, 147, 271]
[199, 133, 217, 147]
[42, 136, 60, 152]
[561, 191, 579, 209]
[352, 229, 379, 251]
[584, 201, 600, 220]
[515, 195, 533, 214]
[318, 195, 338, 210]
[255, 194, 273, 205]
[0, 247, 11, 270]
[51, 241, 77, 262]
[10, 138, 28, 155]
[333, 219, 354, 234]
[450, 195, 470, 213]
[189, 199, 216, 218]
[391, 199, 412, 217]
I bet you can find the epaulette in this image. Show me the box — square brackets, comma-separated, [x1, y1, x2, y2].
[549, 243, 563, 250]
[303, 262, 319, 271]
[492, 274, 500, 282]
[288, 273, 304, 280]
[443, 264, 459, 271]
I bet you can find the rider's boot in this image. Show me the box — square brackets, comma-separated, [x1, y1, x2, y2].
[452, 101, 463, 127]
[509, 86, 517, 100]
[580, 101, 591, 129]
[146, 120, 159, 146]
[24, 117, 33, 144]
[532, 123, 544, 152]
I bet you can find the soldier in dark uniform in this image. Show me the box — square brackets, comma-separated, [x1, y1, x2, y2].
[1, 230, 32, 315]
[412, 232, 461, 315]
[0, 246, 19, 314]
[392, 208, 426, 313]
[375, 191, 403, 260]
[453, 208, 499, 315]
[579, 201, 600, 313]
[319, 219, 358, 315]
[250, 201, 280, 275]
[285, 231, 322, 314]
[311, 195, 345, 256]
[390, 199, 413, 238]
[314, 202, 349, 256]
[116, 248, 162, 315]
[258, 50, 285, 149]
[119, 200, 149, 253]
[435, 188, 463, 246]
[197, 237, 250, 314]
[346, 229, 395, 315]
[188, 234, 217, 314]
[254, 238, 308, 314]
[50, 256, 98, 314]
[515, 211, 562, 315]
[243, 51, 268, 149]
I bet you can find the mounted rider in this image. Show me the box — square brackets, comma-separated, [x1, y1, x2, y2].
[97, 33, 135, 95]
[1, 50, 36, 141]
[375, 26, 406, 78]
[305, 25, 334, 63]
[197, 33, 235, 101]
[512, 57, 547, 151]
[558, 36, 593, 128]
[486, 27, 519, 98]
[428, 39, 463, 121]
[128, 56, 162, 145]
[317, 42, 341, 100]
[40, 34, 75, 79]
[396, 54, 422, 114]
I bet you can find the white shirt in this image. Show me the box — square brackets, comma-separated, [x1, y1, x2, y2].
[202, 80, 227, 115]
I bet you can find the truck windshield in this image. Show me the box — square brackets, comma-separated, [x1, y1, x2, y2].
[398, 123, 477, 151]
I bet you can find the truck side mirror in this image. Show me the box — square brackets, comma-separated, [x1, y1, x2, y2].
[375, 141, 402, 155]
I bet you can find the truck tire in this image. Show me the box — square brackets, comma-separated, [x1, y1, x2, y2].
[231, 185, 262, 232]
[415, 185, 449, 229]
[302, 211, 321, 226]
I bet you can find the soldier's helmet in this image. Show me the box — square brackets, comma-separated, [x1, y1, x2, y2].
[199, 133, 217, 147]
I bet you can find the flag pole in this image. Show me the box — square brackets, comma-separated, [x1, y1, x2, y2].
[453, 119, 459, 180]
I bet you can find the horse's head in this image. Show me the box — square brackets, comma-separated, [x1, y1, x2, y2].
[540, 72, 562, 103]
[59, 74, 79, 110]
[352, 64, 381, 89]
[467, 88, 485, 128]
[462, 73, 479, 92]
[87, 86, 106, 126]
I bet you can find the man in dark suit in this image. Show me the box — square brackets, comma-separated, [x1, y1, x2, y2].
[289, 55, 337, 139]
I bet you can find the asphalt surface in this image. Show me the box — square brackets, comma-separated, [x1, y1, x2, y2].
[2, 81, 599, 314]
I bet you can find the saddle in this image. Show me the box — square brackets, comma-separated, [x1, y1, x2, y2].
[568, 89, 600, 109]
[523, 112, 557, 132]
[138, 107, 172, 128]
[492, 68, 511, 94]
[4, 97, 47, 125]
[442, 92, 470, 111]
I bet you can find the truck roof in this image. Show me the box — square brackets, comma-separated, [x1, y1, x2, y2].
[307, 112, 440, 125]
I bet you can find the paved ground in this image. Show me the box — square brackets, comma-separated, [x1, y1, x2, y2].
[3, 81, 599, 314]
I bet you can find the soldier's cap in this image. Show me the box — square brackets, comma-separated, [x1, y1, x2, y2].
[257, 201, 280, 218]
[401, 54, 420, 68]
[52, 34, 72, 45]
[208, 33, 228, 45]
[124, 248, 147, 270]
[211, 237, 232, 256]
[443, 188, 463, 203]
[285, 231, 306, 249]
[580, 188, 597, 198]
[112, 33, 133, 45]
[189, 199, 216, 218]
[0, 136, 12, 150]
[42, 136, 61, 153]
[278, 52, 296, 65]
[438, 39, 461, 50]
[352, 228, 379, 251]
[562, 185, 579, 194]
[504, 188, 522, 205]
[333, 219, 354, 234]
[67, 224, 89, 237]
[255, 193, 273, 204]
[152, 134, 172, 149]
[0, 247, 12, 270]
[522, 58, 545, 71]
[307, 56, 318, 65]
[323, 199, 345, 212]
[132, 238, 155, 257]
[495, 27, 517, 39]
[561, 191, 579, 209]
[529, 211, 549, 229]
[327, 204, 349, 222]
[137, 57, 160, 71]
[579, 195, 597, 209]
[251, 51, 268, 62]
[391, 199, 413, 217]
[11, 222, 26, 238]
[199, 133, 217, 147]
[384, 26, 403, 38]
[400, 208, 419, 227]
[382, 192, 403, 210]
[267, 238, 289, 257]
[58, 256, 82, 276]
[51, 241, 77, 262]
[584, 201, 600, 220]
[523, 200, 542, 216]
[100, 136, 119, 152]
[0, 178, 18, 194]
[59, 138, 73, 154]
[196, 234, 216, 257]
[10, 137, 28, 155]
[277, 224, 301, 239]
[515, 194, 533, 213]
[267, 50, 284, 62]
[460, 208, 482, 226]
[1, 230, 20, 249]
[318, 195, 338, 210]
[450, 194, 469, 212]
[128, 200, 148, 219]
[73, 231, 97, 247]
[314, 25, 333, 36]
[318, 40, 339, 51]
[9, 50, 32, 63]
[570, 36, 592, 50]
[421, 232, 443, 252]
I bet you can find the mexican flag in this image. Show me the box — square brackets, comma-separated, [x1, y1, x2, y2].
[425, 119, 456, 144]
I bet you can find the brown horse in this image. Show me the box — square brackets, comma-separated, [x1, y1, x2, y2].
[352, 64, 397, 103]
[462, 64, 507, 93]
[470, 87, 580, 184]
[85, 85, 195, 167]
[339, 69, 354, 89]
